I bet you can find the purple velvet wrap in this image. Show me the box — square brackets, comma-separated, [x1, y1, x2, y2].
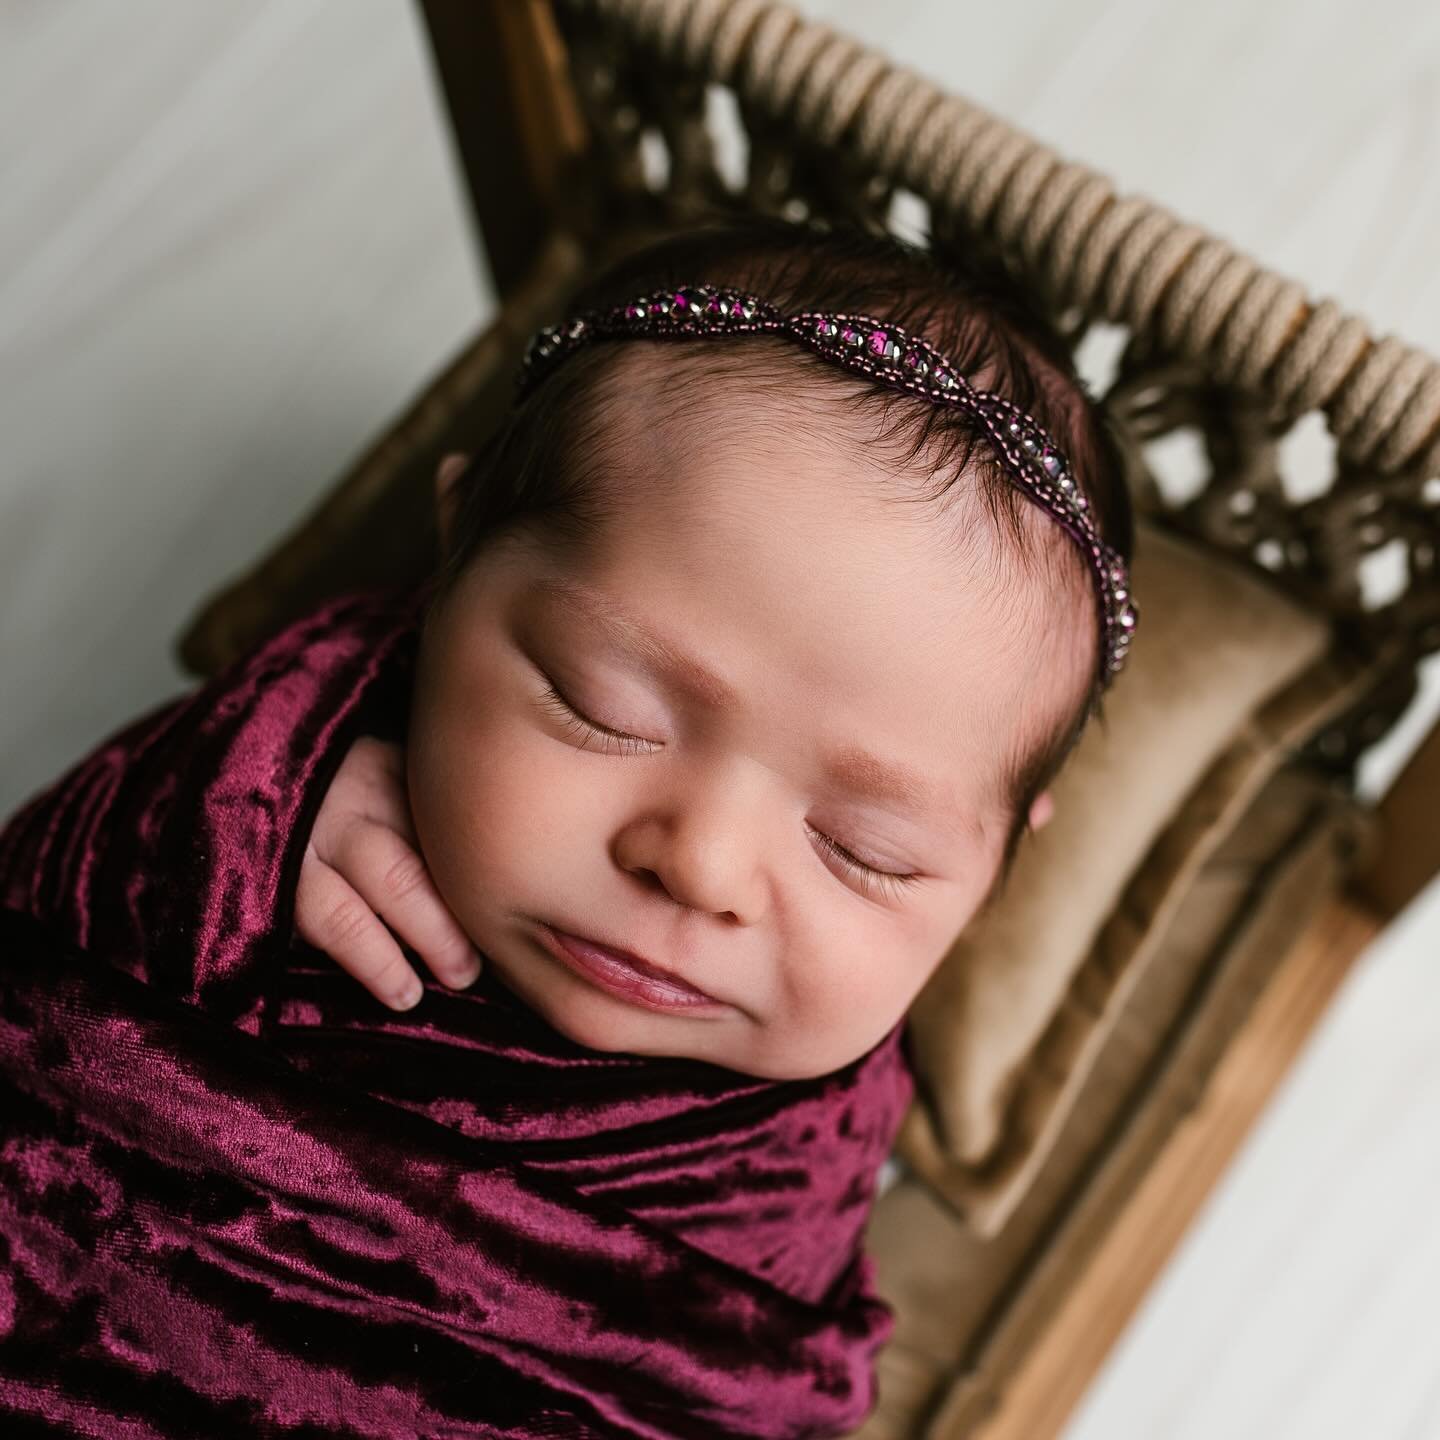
[0, 587, 915, 1438]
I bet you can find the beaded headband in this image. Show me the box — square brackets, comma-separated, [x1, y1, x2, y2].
[517, 284, 1138, 689]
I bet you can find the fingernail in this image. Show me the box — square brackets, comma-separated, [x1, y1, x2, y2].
[395, 978, 424, 1010]
[453, 955, 483, 988]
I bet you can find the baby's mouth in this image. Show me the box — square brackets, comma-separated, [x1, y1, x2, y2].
[535, 924, 731, 1014]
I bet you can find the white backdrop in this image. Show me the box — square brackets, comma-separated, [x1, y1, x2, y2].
[2, 3, 1438, 1436]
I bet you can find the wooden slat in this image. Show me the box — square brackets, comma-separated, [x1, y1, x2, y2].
[1355, 719, 1440, 919]
[415, 0, 587, 302]
[970, 890, 1382, 1440]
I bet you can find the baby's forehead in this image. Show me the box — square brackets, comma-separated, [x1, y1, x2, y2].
[561, 347, 1091, 680]
[552, 331, 1095, 780]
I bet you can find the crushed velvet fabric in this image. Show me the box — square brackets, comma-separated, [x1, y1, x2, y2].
[0, 587, 914, 1438]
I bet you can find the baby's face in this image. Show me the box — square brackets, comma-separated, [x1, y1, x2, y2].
[407, 393, 1084, 1080]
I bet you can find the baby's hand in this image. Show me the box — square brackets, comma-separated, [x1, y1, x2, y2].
[295, 735, 482, 1009]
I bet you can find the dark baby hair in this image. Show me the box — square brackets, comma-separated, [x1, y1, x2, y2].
[428, 214, 1135, 902]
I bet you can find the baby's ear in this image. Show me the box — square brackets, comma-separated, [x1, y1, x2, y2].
[434, 453, 469, 554]
[1028, 789, 1055, 831]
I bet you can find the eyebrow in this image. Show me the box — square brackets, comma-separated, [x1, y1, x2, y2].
[526, 576, 982, 840]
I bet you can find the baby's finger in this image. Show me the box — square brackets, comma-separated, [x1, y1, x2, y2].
[330, 821, 482, 992]
[295, 851, 425, 1010]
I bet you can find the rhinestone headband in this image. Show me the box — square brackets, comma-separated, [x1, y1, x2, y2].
[517, 284, 1137, 688]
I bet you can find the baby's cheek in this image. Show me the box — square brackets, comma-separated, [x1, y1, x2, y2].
[783, 899, 958, 1074]
[406, 716, 513, 926]
[749, 917, 877, 1070]
[408, 715, 587, 936]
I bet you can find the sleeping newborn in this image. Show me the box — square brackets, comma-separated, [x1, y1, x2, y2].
[0, 213, 1136, 1438]
[297, 212, 1135, 1086]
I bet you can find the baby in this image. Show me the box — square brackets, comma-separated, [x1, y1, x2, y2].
[294, 211, 1136, 1082]
[0, 212, 1138, 1436]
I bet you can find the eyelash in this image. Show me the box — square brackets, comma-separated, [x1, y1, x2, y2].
[804, 826, 924, 903]
[537, 678, 923, 902]
[537, 679, 658, 756]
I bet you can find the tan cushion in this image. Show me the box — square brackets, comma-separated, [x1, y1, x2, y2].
[898, 518, 1347, 1235]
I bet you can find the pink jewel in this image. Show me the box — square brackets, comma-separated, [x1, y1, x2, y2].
[648, 300, 668, 315]
[867, 329, 888, 355]
[730, 299, 746, 317]
[706, 296, 724, 313]
[674, 291, 690, 310]
[814, 317, 829, 334]
[625, 303, 644, 319]
[840, 326, 859, 345]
